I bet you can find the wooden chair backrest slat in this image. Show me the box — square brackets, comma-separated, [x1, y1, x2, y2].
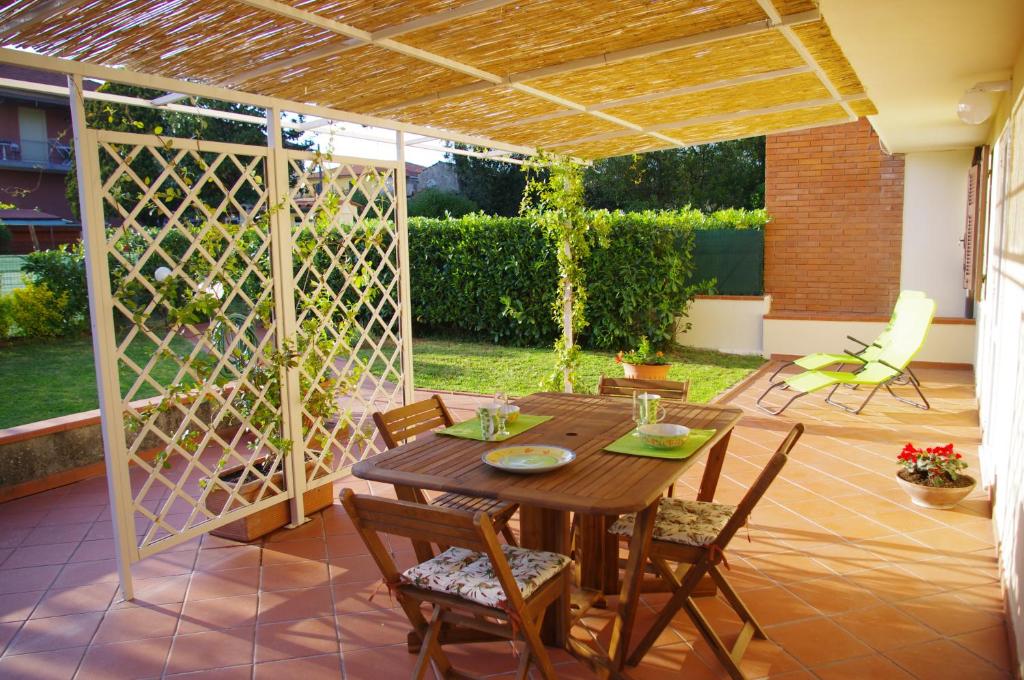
[342, 490, 488, 553]
[714, 423, 803, 548]
[598, 375, 690, 401]
[373, 395, 455, 449]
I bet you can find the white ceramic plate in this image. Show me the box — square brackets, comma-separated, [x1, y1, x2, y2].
[482, 445, 576, 474]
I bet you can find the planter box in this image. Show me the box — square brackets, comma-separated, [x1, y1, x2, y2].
[623, 363, 671, 380]
[205, 456, 334, 542]
[896, 473, 977, 510]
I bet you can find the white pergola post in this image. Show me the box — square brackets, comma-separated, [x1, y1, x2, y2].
[395, 131, 415, 405]
[266, 106, 310, 528]
[68, 74, 138, 600]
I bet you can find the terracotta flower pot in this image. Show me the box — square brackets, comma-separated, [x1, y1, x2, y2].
[623, 362, 671, 380]
[896, 473, 976, 510]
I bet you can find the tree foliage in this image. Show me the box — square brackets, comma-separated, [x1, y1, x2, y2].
[450, 146, 528, 216]
[407, 188, 479, 218]
[584, 137, 766, 212]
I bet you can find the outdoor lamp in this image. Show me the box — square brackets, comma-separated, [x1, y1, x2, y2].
[154, 266, 172, 282]
[957, 80, 1011, 125]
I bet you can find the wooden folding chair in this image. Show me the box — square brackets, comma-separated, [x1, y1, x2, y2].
[612, 424, 804, 680]
[598, 375, 690, 402]
[372, 395, 519, 547]
[340, 489, 572, 680]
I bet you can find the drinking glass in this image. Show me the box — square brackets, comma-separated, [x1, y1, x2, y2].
[477, 405, 497, 441]
[494, 392, 510, 438]
[631, 389, 644, 436]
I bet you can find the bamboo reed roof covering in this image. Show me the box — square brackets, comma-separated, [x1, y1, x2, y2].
[0, 0, 876, 159]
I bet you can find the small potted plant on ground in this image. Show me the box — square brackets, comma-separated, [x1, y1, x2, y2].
[896, 442, 976, 509]
[615, 336, 672, 380]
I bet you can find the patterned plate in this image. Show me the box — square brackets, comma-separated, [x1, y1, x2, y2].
[482, 445, 576, 474]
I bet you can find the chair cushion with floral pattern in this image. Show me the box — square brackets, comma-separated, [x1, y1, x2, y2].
[401, 544, 570, 609]
[608, 497, 736, 546]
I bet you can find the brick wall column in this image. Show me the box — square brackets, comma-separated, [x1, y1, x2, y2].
[764, 118, 905, 316]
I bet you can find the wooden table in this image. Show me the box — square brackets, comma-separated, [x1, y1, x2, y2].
[352, 392, 742, 673]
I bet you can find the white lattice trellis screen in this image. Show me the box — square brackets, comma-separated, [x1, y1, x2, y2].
[71, 88, 411, 599]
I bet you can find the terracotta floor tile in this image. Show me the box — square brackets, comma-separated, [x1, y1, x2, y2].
[952, 625, 1012, 671]
[884, 638, 1008, 680]
[0, 590, 44, 623]
[254, 651, 342, 679]
[844, 565, 945, 602]
[1, 542, 78, 570]
[337, 608, 413, 651]
[832, 603, 939, 651]
[187, 567, 261, 601]
[339, 644, 423, 680]
[895, 589, 1007, 636]
[325, 532, 370, 558]
[30, 582, 118, 619]
[730, 586, 819, 627]
[164, 665, 253, 680]
[76, 635, 174, 680]
[93, 603, 182, 644]
[766, 617, 873, 667]
[193, 546, 262, 572]
[257, 586, 333, 623]
[6, 611, 102, 655]
[327, 554, 381, 585]
[132, 550, 199, 579]
[49, 559, 118, 589]
[812, 654, 916, 680]
[263, 516, 324, 543]
[19, 522, 93, 547]
[261, 538, 327, 565]
[164, 627, 256, 675]
[254, 616, 339, 662]
[178, 594, 258, 634]
[783, 575, 882, 616]
[0, 646, 86, 680]
[439, 640, 520, 676]
[260, 559, 331, 592]
[903, 527, 995, 555]
[628, 641, 723, 680]
[332, 579, 400, 615]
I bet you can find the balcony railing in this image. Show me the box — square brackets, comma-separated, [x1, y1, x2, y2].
[0, 138, 73, 169]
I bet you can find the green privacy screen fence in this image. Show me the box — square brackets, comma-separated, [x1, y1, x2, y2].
[690, 229, 764, 296]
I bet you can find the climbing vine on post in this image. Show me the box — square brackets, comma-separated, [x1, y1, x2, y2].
[521, 153, 608, 392]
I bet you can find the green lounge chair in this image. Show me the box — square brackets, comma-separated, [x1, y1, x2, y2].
[757, 295, 936, 415]
[768, 291, 927, 384]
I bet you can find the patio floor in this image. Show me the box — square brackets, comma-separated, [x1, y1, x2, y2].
[0, 364, 1011, 679]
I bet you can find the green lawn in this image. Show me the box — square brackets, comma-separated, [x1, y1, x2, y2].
[0, 334, 763, 429]
[408, 338, 763, 403]
[0, 333, 195, 429]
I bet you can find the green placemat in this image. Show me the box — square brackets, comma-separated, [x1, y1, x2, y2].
[604, 428, 716, 459]
[437, 414, 553, 442]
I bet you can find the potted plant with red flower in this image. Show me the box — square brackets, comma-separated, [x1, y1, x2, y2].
[615, 336, 672, 380]
[896, 442, 976, 509]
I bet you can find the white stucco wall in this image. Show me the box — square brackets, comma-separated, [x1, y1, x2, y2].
[675, 296, 770, 356]
[762, 317, 976, 365]
[900, 149, 974, 317]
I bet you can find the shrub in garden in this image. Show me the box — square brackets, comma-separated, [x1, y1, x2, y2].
[8, 283, 68, 338]
[23, 244, 89, 334]
[0, 222, 10, 254]
[408, 188, 479, 218]
[0, 294, 11, 338]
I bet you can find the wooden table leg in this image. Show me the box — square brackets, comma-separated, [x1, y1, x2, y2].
[576, 514, 619, 597]
[519, 505, 570, 647]
[607, 500, 657, 672]
[697, 428, 732, 502]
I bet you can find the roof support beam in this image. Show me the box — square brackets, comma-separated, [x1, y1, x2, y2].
[0, 47, 540, 156]
[151, 92, 189, 106]
[225, 0, 518, 85]
[230, 0, 691, 150]
[485, 65, 814, 130]
[382, 9, 820, 112]
[754, 0, 857, 121]
[547, 93, 868, 147]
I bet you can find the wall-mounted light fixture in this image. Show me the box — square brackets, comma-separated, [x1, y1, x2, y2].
[957, 80, 1012, 125]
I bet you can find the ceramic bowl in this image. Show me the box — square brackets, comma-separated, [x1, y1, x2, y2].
[500, 404, 520, 424]
[638, 423, 690, 449]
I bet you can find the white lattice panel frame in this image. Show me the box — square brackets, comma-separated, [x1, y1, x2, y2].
[72, 97, 412, 599]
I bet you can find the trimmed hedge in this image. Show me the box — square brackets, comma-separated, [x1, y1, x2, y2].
[410, 210, 718, 349]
